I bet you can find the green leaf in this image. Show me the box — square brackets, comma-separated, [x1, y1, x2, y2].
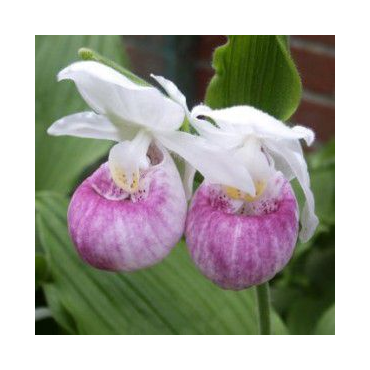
[314, 304, 335, 335]
[270, 286, 303, 317]
[291, 140, 335, 229]
[286, 296, 331, 335]
[309, 141, 335, 226]
[277, 35, 289, 49]
[310, 170, 335, 225]
[35, 254, 49, 289]
[305, 240, 335, 297]
[36, 191, 287, 335]
[205, 35, 302, 121]
[309, 139, 335, 170]
[35, 35, 127, 193]
[43, 284, 79, 334]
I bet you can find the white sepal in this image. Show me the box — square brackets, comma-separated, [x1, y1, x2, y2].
[191, 105, 315, 144]
[265, 139, 319, 242]
[291, 126, 315, 146]
[151, 74, 188, 114]
[234, 137, 274, 184]
[183, 161, 196, 200]
[156, 130, 255, 195]
[59, 61, 185, 132]
[48, 111, 127, 141]
[151, 75, 240, 148]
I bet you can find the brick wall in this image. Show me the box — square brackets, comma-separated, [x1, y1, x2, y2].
[290, 36, 335, 142]
[123, 35, 335, 143]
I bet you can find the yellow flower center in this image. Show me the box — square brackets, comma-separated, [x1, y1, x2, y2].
[224, 180, 266, 202]
[110, 165, 140, 193]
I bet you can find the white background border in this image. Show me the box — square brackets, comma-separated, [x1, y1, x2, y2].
[2, 0, 367, 368]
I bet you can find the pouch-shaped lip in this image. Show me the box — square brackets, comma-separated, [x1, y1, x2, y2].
[185, 180, 299, 290]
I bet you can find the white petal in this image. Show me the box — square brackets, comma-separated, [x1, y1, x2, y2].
[108, 130, 152, 193]
[234, 137, 274, 184]
[59, 61, 185, 131]
[150, 74, 189, 114]
[265, 140, 319, 242]
[150, 75, 241, 148]
[193, 105, 315, 144]
[267, 150, 295, 181]
[262, 140, 297, 181]
[192, 117, 242, 149]
[190, 104, 244, 132]
[188, 105, 242, 148]
[47, 112, 122, 141]
[292, 125, 315, 146]
[183, 161, 196, 200]
[155, 131, 255, 195]
[150, 76, 245, 150]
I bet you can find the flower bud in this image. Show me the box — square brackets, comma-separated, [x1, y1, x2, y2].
[68, 144, 187, 271]
[185, 173, 299, 290]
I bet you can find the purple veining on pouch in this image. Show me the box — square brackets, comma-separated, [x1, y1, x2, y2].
[185, 173, 299, 290]
[68, 144, 187, 271]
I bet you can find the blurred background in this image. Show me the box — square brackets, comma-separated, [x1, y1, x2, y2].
[36, 36, 335, 335]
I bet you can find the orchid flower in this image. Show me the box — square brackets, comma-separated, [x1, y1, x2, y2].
[188, 105, 318, 241]
[47, 61, 252, 271]
[188, 106, 318, 290]
[152, 75, 318, 240]
[153, 76, 318, 290]
[49, 61, 253, 196]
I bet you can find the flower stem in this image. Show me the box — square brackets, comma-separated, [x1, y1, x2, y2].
[256, 282, 271, 335]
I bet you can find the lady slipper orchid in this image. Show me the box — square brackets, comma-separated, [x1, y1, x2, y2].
[151, 76, 318, 290]
[48, 61, 252, 271]
[187, 105, 319, 241]
[184, 105, 319, 290]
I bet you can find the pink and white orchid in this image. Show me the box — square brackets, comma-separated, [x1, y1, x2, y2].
[153, 75, 318, 289]
[48, 61, 252, 271]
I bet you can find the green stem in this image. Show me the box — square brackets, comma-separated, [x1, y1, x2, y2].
[256, 282, 271, 335]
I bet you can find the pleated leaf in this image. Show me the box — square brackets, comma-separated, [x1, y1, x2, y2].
[35, 35, 127, 193]
[314, 304, 335, 335]
[36, 191, 288, 335]
[205, 35, 302, 121]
